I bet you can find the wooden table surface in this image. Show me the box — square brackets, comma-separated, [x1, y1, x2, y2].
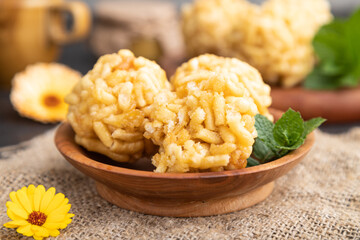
[0, 42, 359, 147]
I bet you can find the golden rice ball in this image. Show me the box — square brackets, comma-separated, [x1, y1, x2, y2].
[171, 54, 272, 120]
[144, 90, 257, 173]
[181, 0, 332, 87]
[145, 55, 271, 173]
[66, 49, 171, 162]
[182, 0, 254, 58]
[10, 63, 81, 123]
[232, 0, 332, 87]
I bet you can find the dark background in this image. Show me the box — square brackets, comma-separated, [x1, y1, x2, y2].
[1, 0, 359, 147]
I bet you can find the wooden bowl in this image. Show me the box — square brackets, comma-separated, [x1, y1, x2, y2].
[271, 86, 360, 123]
[54, 109, 315, 217]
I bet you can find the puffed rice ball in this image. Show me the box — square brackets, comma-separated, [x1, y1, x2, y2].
[144, 54, 272, 173]
[232, 0, 332, 87]
[182, 0, 254, 59]
[171, 54, 272, 120]
[66, 49, 171, 162]
[182, 0, 332, 87]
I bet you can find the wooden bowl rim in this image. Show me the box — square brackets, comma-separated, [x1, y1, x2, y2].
[55, 116, 315, 180]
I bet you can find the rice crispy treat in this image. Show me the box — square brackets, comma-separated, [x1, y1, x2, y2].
[182, 0, 332, 87]
[171, 54, 272, 120]
[144, 54, 272, 173]
[66, 49, 171, 162]
[182, 0, 254, 59]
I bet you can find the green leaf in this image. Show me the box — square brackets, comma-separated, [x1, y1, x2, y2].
[345, 9, 360, 65]
[303, 117, 326, 137]
[254, 114, 277, 150]
[312, 19, 346, 63]
[304, 8, 360, 90]
[246, 157, 260, 167]
[273, 109, 304, 147]
[339, 72, 360, 88]
[304, 68, 340, 90]
[252, 138, 278, 163]
[276, 138, 305, 151]
[251, 109, 325, 165]
[304, 69, 334, 90]
[320, 61, 347, 76]
[277, 117, 326, 150]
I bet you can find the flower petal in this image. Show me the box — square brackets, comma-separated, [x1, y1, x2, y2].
[40, 187, 56, 212]
[65, 215, 74, 224]
[33, 235, 44, 240]
[27, 185, 36, 210]
[31, 225, 50, 238]
[6, 209, 23, 221]
[65, 218, 72, 225]
[3, 220, 29, 228]
[16, 224, 33, 236]
[42, 222, 62, 230]
[6, 201, 28, 219]
[17, 187, 32, 213]
[3, 222, 16, 229]
[59, 222, 69, 229]
[61, 197, 69, 206]
[48, 229, 60, 237]
[9, 191, 22, 208]
[45, 211, 74, 229]
[47, 204, 71, 219]
[33, 185, 45, 211]
[43, 193, 64, 215]
[46, 213, 67, 223]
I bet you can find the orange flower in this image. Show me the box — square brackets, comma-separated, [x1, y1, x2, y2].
[10, 63, 81, 123]
[4, 185, 74, 240]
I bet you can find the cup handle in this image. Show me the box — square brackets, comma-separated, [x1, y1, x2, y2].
[48, 1, 91, 44]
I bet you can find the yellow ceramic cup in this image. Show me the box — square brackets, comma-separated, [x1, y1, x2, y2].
[0, 0, 91, 88]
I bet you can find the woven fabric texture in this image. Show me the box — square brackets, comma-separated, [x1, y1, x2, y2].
[0, 127, 359, 239]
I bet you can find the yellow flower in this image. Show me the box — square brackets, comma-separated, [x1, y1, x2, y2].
[10, 63, 81, 123]
[3, 185, 74, 240]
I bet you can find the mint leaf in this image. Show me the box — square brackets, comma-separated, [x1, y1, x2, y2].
[246, 157, 260, 167]
[252, 138, 277, 163]
[345, 8, 360, 67]
[250, 109, 326, 166]
[278, 116, 325, 150]
[275, 138, 304, 150]
[254, 114, 277, 151]
[312, 19, 346, 64]
[304, 68, 341, 90]
[304, 9, 360, 90]
[303, 117, 326, 137]
[273, 109, 304, 147]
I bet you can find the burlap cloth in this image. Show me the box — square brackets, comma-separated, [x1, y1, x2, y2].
[0, 127, 359, 239]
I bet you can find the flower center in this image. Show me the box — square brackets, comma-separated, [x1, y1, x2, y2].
[43, 95, 61, 107]
[27, 211, 47, 226]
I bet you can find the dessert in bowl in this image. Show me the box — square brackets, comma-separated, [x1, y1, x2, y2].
[55, 109, 314, 217]
[55, 50, 315, 216]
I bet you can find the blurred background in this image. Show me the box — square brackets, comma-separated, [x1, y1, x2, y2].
[0, 0, 359, 147]
[82, 0, 359, 16]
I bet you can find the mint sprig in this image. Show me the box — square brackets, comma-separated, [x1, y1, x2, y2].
[247, 109, 325, 166]
[304, 8, 360, 90]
